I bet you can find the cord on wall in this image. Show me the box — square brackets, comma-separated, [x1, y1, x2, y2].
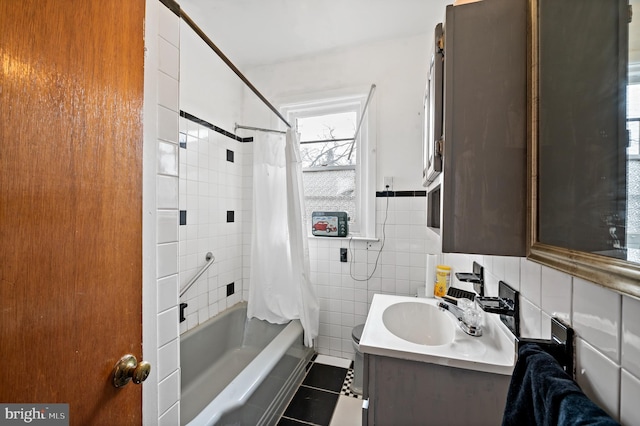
[349, 186, 390, 282]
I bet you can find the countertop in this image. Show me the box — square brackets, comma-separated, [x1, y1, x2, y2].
[359, 294, 516, 375]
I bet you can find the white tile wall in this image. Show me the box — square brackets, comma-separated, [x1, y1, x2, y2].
[309, 194, 431, 359]
[621, 369, 640, 424]
[439, 252, 640, 424]
[157, 210, 179, 243]
[157, 338, 180, 381]
[157, 243, 179, 279]
[576, 338, 621, 419]
[150, 3, 182, 422]
[573, 277, 621, 363]
[178, 118, 246, 333]
[520, 259, 541, 306]
[157, 175, 179, 209]
[622, 295, 640, 378]
[519, 297, 543, 338]
[540, 265, 572, 324]
[158, 141, 179, 176]
[158, 371, 180, 415]
[158, 403, 180, 426]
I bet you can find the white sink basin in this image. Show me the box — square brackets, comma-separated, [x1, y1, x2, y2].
[359, 294, 516, 375]
[382, 302, 455, 346]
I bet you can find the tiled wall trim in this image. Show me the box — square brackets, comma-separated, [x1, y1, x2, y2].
[376, 190, 427, 197]
[180, 110, 253, 142]
[151, 1, 181, 422]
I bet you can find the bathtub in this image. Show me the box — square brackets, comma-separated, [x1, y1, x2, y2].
[180, 302, 313, 426]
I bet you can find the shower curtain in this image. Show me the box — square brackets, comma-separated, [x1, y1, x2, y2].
[248, 129, 319, 347]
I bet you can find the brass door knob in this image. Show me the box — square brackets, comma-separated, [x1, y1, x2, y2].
[112, 354, 151, 388]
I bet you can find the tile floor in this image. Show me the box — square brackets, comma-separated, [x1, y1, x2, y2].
[278, 355, 363, 426]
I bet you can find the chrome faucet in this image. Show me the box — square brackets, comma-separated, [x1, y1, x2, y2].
[437, 299, 483, 337]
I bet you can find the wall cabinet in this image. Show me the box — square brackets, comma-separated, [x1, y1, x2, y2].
[429, 0, 527, 256]
[362, 354, 510, 425]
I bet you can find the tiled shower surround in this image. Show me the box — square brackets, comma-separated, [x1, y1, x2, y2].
[175, 123, 435, 349]
[178, 116, 248, 333]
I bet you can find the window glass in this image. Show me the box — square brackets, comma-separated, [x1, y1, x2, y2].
[297, 111, 358, 228]
[298, 112, 357, 143]
[627, 83, 640, 261]
[302, 169, 356, 225]
[298, 112, 357, 168]
[628, 84, 640, 156]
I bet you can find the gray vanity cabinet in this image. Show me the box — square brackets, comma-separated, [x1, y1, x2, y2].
[440, 0, 527, 256]
[362, 354, 510, 425]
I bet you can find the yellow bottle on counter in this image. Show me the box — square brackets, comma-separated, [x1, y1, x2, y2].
[434, 265, 451, 297]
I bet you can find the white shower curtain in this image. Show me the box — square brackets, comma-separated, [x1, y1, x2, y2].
[248, 129, 319, 347]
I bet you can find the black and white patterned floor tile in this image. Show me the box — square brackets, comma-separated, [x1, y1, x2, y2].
[340, 368, 363, 399]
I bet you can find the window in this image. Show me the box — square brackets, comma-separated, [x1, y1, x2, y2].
[627, 67, 640, 259]
[282, 91, 377, 238]
[628, 83, 640, 157]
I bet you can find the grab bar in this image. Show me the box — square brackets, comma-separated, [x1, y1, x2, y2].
[179, 252, 215, 297]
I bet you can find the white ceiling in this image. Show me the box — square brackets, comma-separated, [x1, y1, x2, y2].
[178, 0, 446, 68]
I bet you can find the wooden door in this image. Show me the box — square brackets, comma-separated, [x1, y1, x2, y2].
[0, 1, 145, 425]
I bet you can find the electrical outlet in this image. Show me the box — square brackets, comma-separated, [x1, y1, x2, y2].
[384, 176, 393, 190]
[340, 248, 348, 262]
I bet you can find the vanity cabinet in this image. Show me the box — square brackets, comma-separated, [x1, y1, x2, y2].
[435, 0, 527, 256]
[362, 354, 510, 425]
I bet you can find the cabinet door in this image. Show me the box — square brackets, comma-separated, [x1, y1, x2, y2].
[364, 354, 510, 425]
[441, 0, 527, 256]
[424, 23, 445, 186]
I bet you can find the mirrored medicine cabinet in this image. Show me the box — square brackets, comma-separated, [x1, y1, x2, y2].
[529, 0, 640, 298]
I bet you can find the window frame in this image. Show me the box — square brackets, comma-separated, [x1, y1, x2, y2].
[280, 89, 377, 239]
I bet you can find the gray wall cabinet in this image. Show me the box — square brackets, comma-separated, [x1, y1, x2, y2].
[440, 0, 527, 256]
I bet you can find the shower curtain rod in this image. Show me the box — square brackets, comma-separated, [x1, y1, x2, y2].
[347, 84, 376, 159]
[234, 124, 287, 135]
[234, 123, 355, 144]
[235, 84, 377, 145]
[179, 9, 292, 129]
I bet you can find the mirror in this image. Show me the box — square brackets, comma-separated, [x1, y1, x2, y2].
[530, 0, 640, 298]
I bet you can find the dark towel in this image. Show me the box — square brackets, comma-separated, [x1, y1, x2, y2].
[502, 343, 619, 426]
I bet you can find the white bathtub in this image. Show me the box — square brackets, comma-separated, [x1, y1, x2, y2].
[180, 302, 313, 425]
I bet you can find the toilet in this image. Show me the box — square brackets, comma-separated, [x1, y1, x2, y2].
[351, 324, 365, 395]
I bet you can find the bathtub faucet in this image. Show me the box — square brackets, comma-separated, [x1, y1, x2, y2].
[437, 299, 483, 337]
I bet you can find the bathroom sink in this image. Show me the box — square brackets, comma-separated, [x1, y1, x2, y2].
[382, 302, 455, 346]
[359, 294, 516, 375]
